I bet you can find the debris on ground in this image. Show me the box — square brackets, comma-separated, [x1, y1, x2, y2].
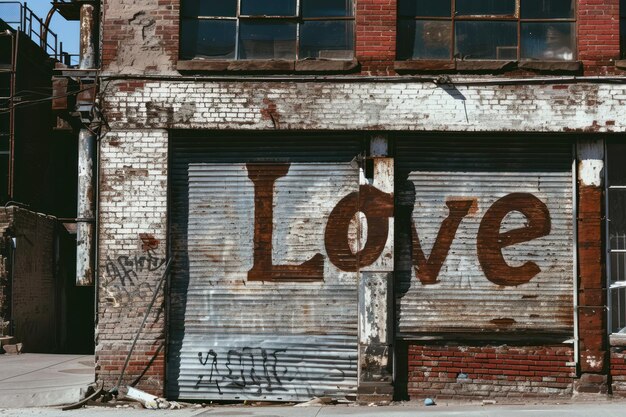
[424, 398, 436, 406]
[3, 343, 22, 354]
[125, 386, 171, 409]
[294, 397, 337, 407]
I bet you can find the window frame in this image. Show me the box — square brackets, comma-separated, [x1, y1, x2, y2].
[397, 0, 577, 62]
[179, 0, 356, 61]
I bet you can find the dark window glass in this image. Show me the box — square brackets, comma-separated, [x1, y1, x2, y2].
[609, 288, 626, 332]
[608, 143, 626, 186]
[397, 19, 451, 59]
[455, 21, 517, 59]
[398, 0, 451, 17]
[181, 0, 237, 17]
[180, 19, 236, 59]
[456, 0, 515, 15]
[521, 22, 574, 60]
[302, 0, 352, 17]
[300, 20, 354, 59]
[239, 21, 297, 59]
[240, 0, 296, 16]
[521, 0, 574, 19]
[609, 190, 626, 251]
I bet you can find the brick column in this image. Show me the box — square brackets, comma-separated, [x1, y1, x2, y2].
[575, 139, 608, 394]
[355, 0, 397, 75]
[577, 0, 620, 75]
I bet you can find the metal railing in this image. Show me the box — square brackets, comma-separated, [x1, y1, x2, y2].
[0, 1, 74, 64]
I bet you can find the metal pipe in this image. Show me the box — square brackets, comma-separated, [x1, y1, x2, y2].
[76, 129, 96, 286]
[9, 28, 17, 198]
[79, 3, 96, 69]
[42, 6, 57, 51]
[76, 2, 98, 286]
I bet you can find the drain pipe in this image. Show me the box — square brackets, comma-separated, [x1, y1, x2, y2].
[76, 2, 97, 286]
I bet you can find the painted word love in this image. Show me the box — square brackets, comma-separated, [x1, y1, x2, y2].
[246, 163, 551, 287]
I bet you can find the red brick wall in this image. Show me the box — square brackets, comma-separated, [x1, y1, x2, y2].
[611, 348, 626, 396]
[577, 0, 621, 75]
[101, 0, 180, 73]
[100, 0, 625, 75]
[355, 0, 397, 75]
[408, 344, 575, 399]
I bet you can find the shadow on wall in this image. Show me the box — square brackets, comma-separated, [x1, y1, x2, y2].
[0, 207, 94, 354]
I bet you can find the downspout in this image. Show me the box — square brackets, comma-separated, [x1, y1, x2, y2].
[76, 3, 97, 286]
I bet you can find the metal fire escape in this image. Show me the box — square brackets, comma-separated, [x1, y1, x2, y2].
[0, 1, 73, 202]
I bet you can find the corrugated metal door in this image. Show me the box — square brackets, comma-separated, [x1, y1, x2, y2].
[395, 137, 574, 337]
[168, 134, 364, 401]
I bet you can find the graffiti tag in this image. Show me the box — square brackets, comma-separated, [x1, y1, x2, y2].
[105, 249, 166, 286]
[195, 347, 289, 395]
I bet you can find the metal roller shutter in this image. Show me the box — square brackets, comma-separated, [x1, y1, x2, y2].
[395, 137, 574, 337]
[167, 133, 364, 401]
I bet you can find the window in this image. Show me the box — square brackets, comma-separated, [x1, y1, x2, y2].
[607, 143, 626, 334]
[398, 0, 575, 61]
[180, 0, 354, 61]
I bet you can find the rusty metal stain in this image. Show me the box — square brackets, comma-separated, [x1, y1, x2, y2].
[395, 139, 574, 335]
[168, 162, 363, 401]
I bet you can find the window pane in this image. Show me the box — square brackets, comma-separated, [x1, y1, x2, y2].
[608, 143, 626, 186]
[456, 0, 515, 15]
[302, 0, 353, 17]
[180, 19, 236, 60]
[181, 0, 237, 17]
[398, 0, 451, 17]
[610, 288, 626, 332]
[241, 0, 296, 16]
[521, 22, 574, 60]
[300, 21, 354, 59]
[455, 21, 517, 59]
[521, 0, 574, 19]
[239, 21, 297, 59]
[397, 19, 451, 59]
[609, 190, 626, 249]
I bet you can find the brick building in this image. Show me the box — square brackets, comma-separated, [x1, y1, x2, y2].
[85, 0, 626, 402]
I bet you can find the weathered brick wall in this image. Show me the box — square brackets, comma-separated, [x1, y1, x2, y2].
[408, 344, 575, 399]
[102, 0, 623, 75]
[102, 80, 626, 133]
[97, 130, 168, 395]
[101, 0, 626, 76]
[611, 348, 626, 396]
[0, 208, 58, 352]
[0, 210, 11, 331]
[102, 0, 179, 74]
[577, 0, 621, 75]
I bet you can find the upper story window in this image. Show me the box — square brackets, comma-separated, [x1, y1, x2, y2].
[180, 0, 354, 60]
[397, 0, 575, 61]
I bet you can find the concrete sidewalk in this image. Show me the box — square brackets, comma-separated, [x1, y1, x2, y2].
[0, 354, 94, 408]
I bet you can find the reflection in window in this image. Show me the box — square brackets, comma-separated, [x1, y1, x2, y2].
[398, 0, 576, 61]
[180, 0, 354, 60]
[521, 23, 574, 61]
